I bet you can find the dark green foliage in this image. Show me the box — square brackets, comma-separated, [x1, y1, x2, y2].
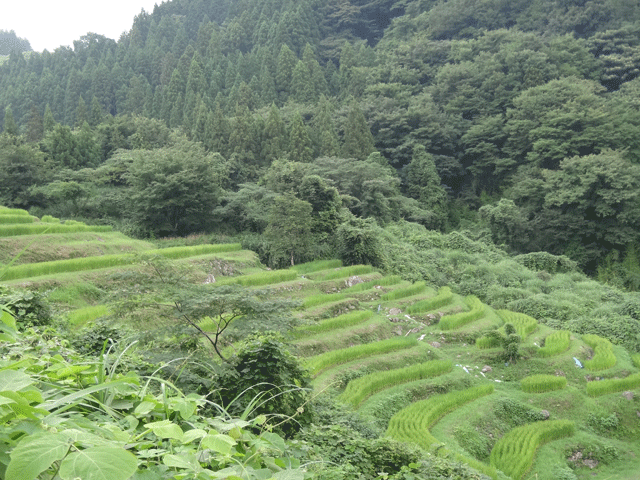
[336, 215, 384, 267]
[493, 398, 548, 427]
[70, 318, 125, 356]
[0, 30, 32, 54]
[215, 334, 313, 435]
[0, 286, 51, 328]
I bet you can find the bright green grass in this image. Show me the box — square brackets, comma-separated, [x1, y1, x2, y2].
[582, 334, 616, 371]
[380, 281, 427, 301]
[305, 337, 418, 376]
[495, 310, 538, 338]
[290, 259, 342, 274]
[439, 295, 485, 331]
[302, 292, 346, 309]
[67, 305, 109, 326]
[1, 244, 242, 280]
[293, 311, 373, 337]
[0, 207, 30, 216]
[321, 265, 375, 280]
[538, 330, 571, 357]
[339, 359, 453, 408]
[586, 372, 640, 397]
[344, 275, 402, 293]
[0, 215, 35, 224]
[521, 374, 567, 393]
[0, 223, 113, 237]
[406, 286, 453, 313]
[633, 353, 640, 369]
[490, 420, 575, 480]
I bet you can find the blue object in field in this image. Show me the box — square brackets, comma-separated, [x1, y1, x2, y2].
[378, 304, 381, 313]
[573, 357, 584, 368]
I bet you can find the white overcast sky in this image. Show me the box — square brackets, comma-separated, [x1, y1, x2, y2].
[1, 1, 163, 52]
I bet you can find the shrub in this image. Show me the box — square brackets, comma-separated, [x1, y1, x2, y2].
[380, 281, 427, 301]
[586, 372, 640, 397]
[439, 295, 485, 330]
[521, 374, 567, 393]
[538, 330, 571, 357]
[305, 337, 418, 375]
[582, 334, 616, 371]
[406, 286, 453, 313]
[339, 360, 453, 408]
[490, 420, 575, 480]
[0, 286, 52, 328]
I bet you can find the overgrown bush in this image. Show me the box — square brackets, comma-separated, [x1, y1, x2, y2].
[0, 285, 51, 328]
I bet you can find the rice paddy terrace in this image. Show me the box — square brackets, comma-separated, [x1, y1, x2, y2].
[1, 206, 639, 480]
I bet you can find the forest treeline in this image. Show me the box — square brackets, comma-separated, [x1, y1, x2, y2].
[2, 0, 640, 283]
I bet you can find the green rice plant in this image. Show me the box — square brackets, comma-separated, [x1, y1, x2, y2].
[0, 207, 29, 216]
[406, 286, 453, 313]
[149, 243, 242, 259]
[339, 360, 453, 408]
[305, 337, 418, 375]
[380, 281, 427, 301]
[586, 372, 640, 397]
[520, 374, 567, 393]
[67, 305, 109, 326]
[0, 215, 35, 224]
[0, 223, 112, 237]
[231, 269, 298, 287]
[40, 215, 61, 223]
[476, 335, 501, 349]
[439, 295, 485, 331]
[2, 244, 239, 281]
[490, 420, 575, 480]
[293, 311, 373, 337]
[344, 275, 402, 293]
[633, 353, 640, 369]
[322, 264, 375, 280]
[538, 330, 571, 357]
[290, 259, 342, 274]
[302, 292, 346, 309]
[386, 384, 494, 451]
[496, 310, 538, 338]
[582, 334, 617, 371]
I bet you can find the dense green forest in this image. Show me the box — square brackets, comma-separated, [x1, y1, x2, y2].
[2, 1, 640, 478]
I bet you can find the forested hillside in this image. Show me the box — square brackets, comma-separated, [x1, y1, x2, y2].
[2, 0, 640, 274]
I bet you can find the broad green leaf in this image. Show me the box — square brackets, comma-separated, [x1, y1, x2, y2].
[5, 433, 69, 480]
[182, 428, 206, 444]
[59, 446, 137, 480]
[134, 400, 157, 415]
[163, 453, 198, 469]
[145, 420, 183, 441]
[260, 432, 286, 453]
[273, 470, 305, 480]
[0, 370, 34, 392]
[1, 310, 16, 330]
[173, 397, 197, 419]
[201, 434, 236, 455]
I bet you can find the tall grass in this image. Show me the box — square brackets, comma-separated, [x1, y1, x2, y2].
[0, 223, 112, 237]
[495, 310, 537, 338]
[290, 259, 342, 274]
[302, 292, 347, 309]
[520, 374, 567, 393]
[293, 311, 373, 337]
[633, 353, 640, 369]
[305, 337, 418, 375]
[150, 243, 241, 258]
[582, 334, 616, 371]
[229, 269, 298, 286]
[40, 215, 61, 223]
[386, 384, 494, 451]
[380, 281, 427, 301]
[339, 360, 453, 408]
[344, 275, 402, 293]
[490, 420, 575, 480]
[538, 330, 571, 357]
[476, 335, 501, 349]
[406, 286, 453, 313]
[2, 244, 243, 281]
[0, 207, 30, 216]
[439, 295, 485, 331]
[67, 305, 109, 326]
[0, 215, 35, 224]
[586, 372, 640, 397]
[322, 265, 375, 280]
